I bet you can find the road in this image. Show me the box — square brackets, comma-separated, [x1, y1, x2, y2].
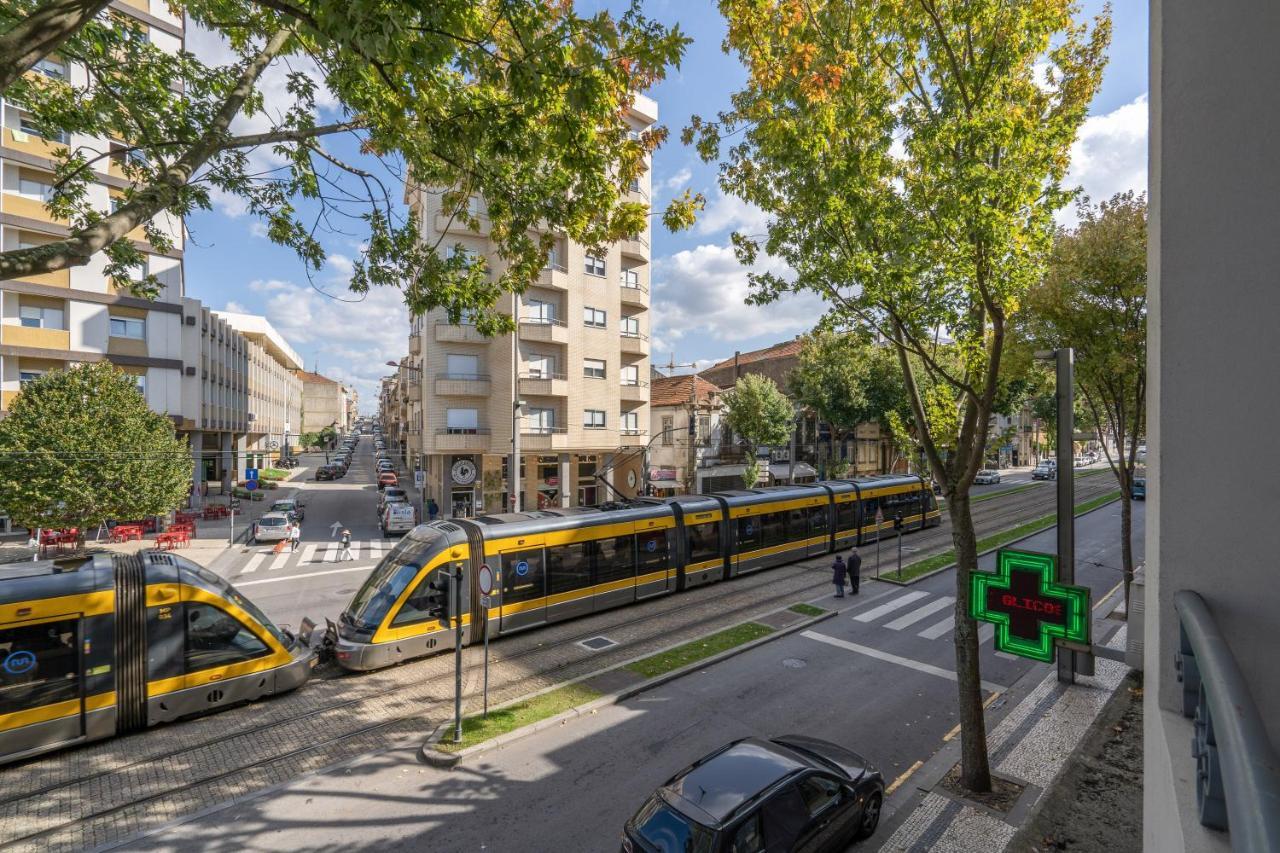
[125, 498, 1143, 852]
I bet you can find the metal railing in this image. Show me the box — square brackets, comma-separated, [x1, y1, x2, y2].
[435, 372, 491, 382]
[543, 261, 568, 273]
[621, 379, 648, 388]
[519, 371, 568, 381]
[620, 330, 648, 341]
[519, 315, 566, 327]
[436, 427, 491, 436]
[1175, 590, 1280, 850]
[521, 425, 567, 435]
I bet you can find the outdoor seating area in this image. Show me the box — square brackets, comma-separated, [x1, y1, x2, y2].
[37, 529, 80, 551]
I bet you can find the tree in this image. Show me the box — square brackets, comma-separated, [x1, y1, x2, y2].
[721, 373, 793, 487]
[1025, 191, 1147, 607]
[0, 0, 700, 326]
[0, 362, 191, 533]
[299, 431, 321, 450]
[689, 0, 1109, 791]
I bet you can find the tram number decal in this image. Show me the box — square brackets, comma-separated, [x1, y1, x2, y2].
[645, 539, 657, 553]
[2, 650, 36, 676]
[515, 560, 530, 577]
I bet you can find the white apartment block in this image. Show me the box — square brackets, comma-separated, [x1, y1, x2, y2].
[403, 95, 658, 517]
[213, 311, 303, 465]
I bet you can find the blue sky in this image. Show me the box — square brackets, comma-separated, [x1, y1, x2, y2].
[184, 2, 1149, 412]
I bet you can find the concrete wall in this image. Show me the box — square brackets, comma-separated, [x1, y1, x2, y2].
[1146, 1, 1280, 849]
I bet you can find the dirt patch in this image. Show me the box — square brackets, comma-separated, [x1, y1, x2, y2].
[939, 764, 1025, 814]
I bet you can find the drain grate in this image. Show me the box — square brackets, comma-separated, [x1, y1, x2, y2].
[577, 636, 618, 651]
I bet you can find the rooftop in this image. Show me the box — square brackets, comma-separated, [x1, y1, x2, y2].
[294, 370, 340, 386]
[651, 374, 721, 408]
[212, 311, 304, 371]
[705, 339, 804, 373]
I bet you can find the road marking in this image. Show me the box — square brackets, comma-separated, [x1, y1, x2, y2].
[324, 544, 339, 563]
[918, 615, 954, 640]
[268, 549, 291, 572]
[241, 552, 268, 574]
[885, 760, 924, 795]
[298, 543, 318, 564]
[885, 597, 954, 630]
[800, 630, 1007, 693]
[852, 591, 929, 622]
[368, 540, 383, 559]
[348, 541, 361, 560]
[979, 623, 995, 645]
[235, 562, 379, 587]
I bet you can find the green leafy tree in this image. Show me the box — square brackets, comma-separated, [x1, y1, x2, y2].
[721, 373, 793, 487]
[0, 0, 700, 325]
[689, 0, 1109, 791]
[1025, 191, 1147, 606]
[299, 431, 321, 450]
[0, 362, 190, 532]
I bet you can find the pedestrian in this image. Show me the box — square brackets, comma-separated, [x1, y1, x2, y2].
[848, 546, 862, 595]
[339, 528, 353, 561]
[427, 497, 438, 521]
[289, 522, 301, 552]
[831, 554, 847, 598]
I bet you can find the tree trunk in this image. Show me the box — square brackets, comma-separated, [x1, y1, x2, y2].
[1119, 489, 1134, 611]
[947, 491, 993, 792]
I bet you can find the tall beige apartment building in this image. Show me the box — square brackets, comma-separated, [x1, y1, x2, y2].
[0, 1, 187, 417]
[403, 96, 657, 517]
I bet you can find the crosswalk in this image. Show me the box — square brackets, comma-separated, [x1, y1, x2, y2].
[850, 589, 1012, 658]
[238, 540, 395, 575]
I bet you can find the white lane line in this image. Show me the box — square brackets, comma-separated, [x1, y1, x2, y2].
[885, 597, 954, 631]
[236, 562, 379, 587]
[852, 591, 930, 623]
[918, 615, 954, 641]
[298, 543, 318, 564]
[801, 630, 1006, 693]
[268, 550, 292, 572]
[241, 552, 268, 574]
[979, 623, 995, 645]
[348, 541, 361, 561]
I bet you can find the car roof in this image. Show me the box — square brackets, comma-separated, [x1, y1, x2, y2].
[662, 738, 809, 827]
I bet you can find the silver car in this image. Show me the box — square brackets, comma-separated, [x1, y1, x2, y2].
[253, 512, 291, 544]
[974, 469, 1001, 484]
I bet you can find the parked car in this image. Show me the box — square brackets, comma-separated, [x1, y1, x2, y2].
[1132, 476, 1146, 500]
[315, 465, 337, 481]
[378, 487, 408, 515]
[270, 498, 304, 521]
[377, 461, 395, 474]
[1073, 456, 1087, 468]
[378, 472, 399, 490]
[381, 502, 418, 536]
[973, 470, 1001, 485]
[1031, 462, 1057, 481]
[622, 736, 884, 853]
[253, 512, 291, 544]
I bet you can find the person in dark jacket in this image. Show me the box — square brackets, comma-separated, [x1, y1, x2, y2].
[848, 547, 863, 594]
[831, 555, 848, 598]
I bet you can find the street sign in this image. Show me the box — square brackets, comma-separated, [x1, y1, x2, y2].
[480, 594, 491, 609]
[414, 469, 425, 488]
[970, 548, 1091, 663]
[268, 440, 280, 450]
[245, 480, 258, 491]
[478, 564, 494, 595]
[245, 468, 259, 480]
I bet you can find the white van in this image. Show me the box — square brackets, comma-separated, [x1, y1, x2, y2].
[381, 502, 418, 536]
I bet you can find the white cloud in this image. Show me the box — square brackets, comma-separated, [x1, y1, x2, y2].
[248, 279, 291, 292]
[223, 300, 250, 313]
[695, 191, 772, 237]
[249, 220, 269, 239]
[651, 243, 826, 353]
[1061, 93, 1148, 223]
[663, 167, 692, 190]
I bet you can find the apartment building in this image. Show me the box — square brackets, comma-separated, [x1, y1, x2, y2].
[0, 1, 187, 419]
[403, 96, 657, 517]
[178, 299, 247, 487]
[295, 370, 353, 437]
[214, 311, 303, 465]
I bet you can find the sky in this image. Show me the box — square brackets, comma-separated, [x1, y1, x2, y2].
[183, 2, 1149, 413]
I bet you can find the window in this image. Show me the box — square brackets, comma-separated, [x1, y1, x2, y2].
[633, 797, 715, 853]
[687, 522, 721, 563]
[621, 411, 639, 433]
[737, 515, 760, 551]
[393, 568, 447, 627]
[730, 813, 764, 853]
[445, 408, 478, 433]
[583, 409, 605, 429]
[132, 373, 146, 395]
[836, 499, 857, 533]
[621, 316, 640, 337]
[17, 110, 67, 144]
[583, 307, 607, 328]
[524, 299, 555, 324]
[699, 416, 711, 442]
[662, 416, 673, 445]
[577, 455, 598, 478]
[620, 268, 640, 288]
[584, 254, 606, 277]
[628, 177, 640, 193]
[636, 528, 669, 577]
[19, 305, 63, 329]
[17, 173, 53, 201]
[109, 315, 145, 339]
[577, 484, 598, 506]
[184, 603, 270, 671]
[526, 407, 556, 432]
[797, 775, 842, 816]
[18, 371, 43, 386]
[501, 548, 545, 604]
[445, 353, 479, 377]
[546, 542, 592, 595]
[759, 784, 810, 851]
[621, 365, 640, 386]
[583, 358, 606, 380]
[593, 534, 635, 585]
[0, 618, 79, 715]
[526, 353, 554, 378]
[35, 58, 67, 80]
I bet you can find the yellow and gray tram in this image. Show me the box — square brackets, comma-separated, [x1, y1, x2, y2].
[330, 475, 940, 671]
[0, 551, 313, 766]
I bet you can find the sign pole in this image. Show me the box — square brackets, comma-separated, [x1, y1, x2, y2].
[896, 524, 902, 579]
[1054, 348, 1093, 682]
[453, 564, 463, 743]
[477, 563, 494, 719]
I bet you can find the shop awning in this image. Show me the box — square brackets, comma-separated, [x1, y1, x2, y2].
[768, 462, 818, 481]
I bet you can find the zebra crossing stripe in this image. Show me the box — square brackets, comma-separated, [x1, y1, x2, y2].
[324, 544, 339, 563]
[299, 543, 318, 564]
[885, 597, 955, 631]
[368, 540, 384, 559]
[348, 541, 361, 561]
[241, 552, 268, 574]
[268, 549, 291, 572]
[853, 591, 929, 622]
[918, 615, 955, 641]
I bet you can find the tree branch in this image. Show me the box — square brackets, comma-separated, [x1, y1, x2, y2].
[0, 0, 113, 94]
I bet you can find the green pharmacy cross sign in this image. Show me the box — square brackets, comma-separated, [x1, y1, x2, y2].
[970, 548, 1090, 663]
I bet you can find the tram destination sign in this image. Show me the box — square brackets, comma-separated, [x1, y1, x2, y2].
[969, 548, 1090, 663]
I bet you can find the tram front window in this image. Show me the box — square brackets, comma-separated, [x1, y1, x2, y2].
[343, 529, 445, 637]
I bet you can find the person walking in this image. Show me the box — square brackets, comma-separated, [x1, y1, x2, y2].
[289, 522, 301, 552]
[848, 546, 862, 595]
[427, 497, 439, 521]
[339, 528, 353, 561]
[831, 554, 848, 598]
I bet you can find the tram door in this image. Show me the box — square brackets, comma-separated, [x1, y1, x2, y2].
[806, 504, 830, 557]
[0, 615, 84, 761]
[498, 546, 545, 633]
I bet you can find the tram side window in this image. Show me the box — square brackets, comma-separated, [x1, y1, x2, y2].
[0, 619, 79, 715]
[737, 516, 760, 552]
[394, 569, 447, 627]
[594, 535, 635, 585]
[809, 505, 828, 538]
[861, 497, 880, 526]
[547, 542, 593, 595]
[836, 500, 857, 533]
[899, 492, 922, 521]
[502, 549, 546, 603]
[185, 603, 270, 671]
[147, 605, 184, 681]
[760, 512, 786, 547]
[635, 528, 671, 577]
[687, 522, 721, 563]
[788, 508, 808, 542]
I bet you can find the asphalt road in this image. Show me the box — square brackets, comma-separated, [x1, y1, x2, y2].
[129, 499, 1143, 852]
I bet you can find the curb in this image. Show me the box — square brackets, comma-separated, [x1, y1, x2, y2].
[422, 608, 839, 767]
[878, 495, 1123, 587]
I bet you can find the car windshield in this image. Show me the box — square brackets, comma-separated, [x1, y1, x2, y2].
[258, 516, 286, 527]
[343, 528, 446, 634]
[634, 798, 714, 853]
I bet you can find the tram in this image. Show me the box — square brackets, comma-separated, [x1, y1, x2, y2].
[0, 551, 314, 766]
[330, 475, 940, 671]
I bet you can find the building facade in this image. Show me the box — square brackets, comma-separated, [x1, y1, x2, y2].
[1, 1, 187, 421]
[294, 370, 349, 438]
[402, 96, 657, 517]
[647, 374, 726, 495]
[214, 311, 303, 466]
[178, 299, 247, 488]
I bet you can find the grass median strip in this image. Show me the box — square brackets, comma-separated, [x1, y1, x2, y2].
[788, 603, 827, 617]
[435, 682, 602, 753]
[626, 622, 775, 679]
[882, 489, 1123, 583]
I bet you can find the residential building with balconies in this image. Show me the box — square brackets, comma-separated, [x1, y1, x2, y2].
[402, 96, 658, 517]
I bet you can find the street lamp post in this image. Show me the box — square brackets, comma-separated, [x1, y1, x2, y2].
[510, 399, 525, 512]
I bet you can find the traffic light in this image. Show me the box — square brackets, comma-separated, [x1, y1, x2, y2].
[893, 512, 903, 531]
[423, 572, 452, 621]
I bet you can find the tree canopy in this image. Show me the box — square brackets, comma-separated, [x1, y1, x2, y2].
[721, 372, 793, 450]
[0, 362, 191, 531]
[0, 0, 700, 329]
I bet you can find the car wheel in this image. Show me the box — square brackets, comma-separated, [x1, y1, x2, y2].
[855, 793, 882, 839]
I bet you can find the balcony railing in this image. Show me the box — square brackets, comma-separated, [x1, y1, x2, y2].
[434, 321, 487, 343]
[620, 282, 648, 306]
[434, 373, 491, 397]
[518, 317, 569, 344]
[520, 425, 569, 450]
[1175, 590, 1280, 848]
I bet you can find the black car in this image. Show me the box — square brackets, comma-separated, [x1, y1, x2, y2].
[623, 737, 883, 853]
[315, 465, 337, 481]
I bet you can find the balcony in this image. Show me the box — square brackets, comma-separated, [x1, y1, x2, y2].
[435, 373, 492, 397]
[408, 333, 422, 356]
[620, 428, 647, 447]
[434, 322, 488, 344]
[520, 426, 569, 451]
[2, 193, 65, 225]
[538, 264, 570, 291]
[620, 332, 648, 356]
[518, 372, 569, 398]
[620, 234, 649, 262]
[406, 383, 422, 402]
[620, 380, 648, 403]
[2, 324, 69, 351]
[434, 428, 491, 452]
[620, 283, 649, 307]
[434, 212, 490, 236]
[518, 317, 569, 345]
